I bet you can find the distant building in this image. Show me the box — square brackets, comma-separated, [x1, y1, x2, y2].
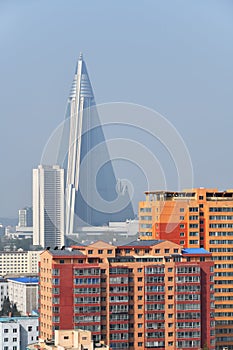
[39, 240, 215, 350]
[27, 329, 109, 350]
[61, 54, 134, 233]
[0, 316, 38, 350]
[0, 223, 5, 236]
[8, 277, 39, 315]
[0, 250, 41, 276]
[18, 207, 33, 228]
[0, 277, 8, 309]
[33, 165, 65, 248]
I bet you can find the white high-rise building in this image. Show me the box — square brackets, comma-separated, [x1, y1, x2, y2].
[33, 165, 65, 248]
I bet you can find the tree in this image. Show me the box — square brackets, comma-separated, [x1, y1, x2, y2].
[0, 296, 21, 316]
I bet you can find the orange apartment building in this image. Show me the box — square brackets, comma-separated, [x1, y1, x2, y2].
[39, 240, 215, 350]
[139, 187, 233, 350]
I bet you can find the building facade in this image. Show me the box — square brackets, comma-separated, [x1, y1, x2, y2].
[39, 241, 215, 350]
[18, 207, 33, 228]
[139, 188, 233, 349]
[33, 165, 65, 248]
[8, 277, 39, 315]
[0, 250, 41, 276]
[27, 329, 109, 350]
[0, 316, 38, 350]
[0, 277, 8, 309]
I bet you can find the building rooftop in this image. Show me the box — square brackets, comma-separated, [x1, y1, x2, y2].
[120, 240, 164, 247]
[0, 316, 38, 323]
[47, 249, 85, 256]
[7, 277, 39, 284]
[182, 248, 211, 255]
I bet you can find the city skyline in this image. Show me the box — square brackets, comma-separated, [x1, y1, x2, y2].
[1, 1, 233, 218]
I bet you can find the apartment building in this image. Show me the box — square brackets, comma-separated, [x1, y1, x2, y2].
[8, 277, 39, 315]
[39, 241, 215, 350]
[0, 316, 38, 350]
[0, 250, 41, 276]
[139, 188, 233, 349]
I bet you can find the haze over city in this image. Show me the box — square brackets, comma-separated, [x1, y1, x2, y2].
[0, 0, 233, 217]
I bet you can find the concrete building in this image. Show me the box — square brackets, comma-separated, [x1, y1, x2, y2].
[39, 241, 215, 350]
[33, 165, 65, 248]
[27, 329, 109, 350]
[8, 277, 39, 315]
[0, 316, 38, 350]
[60, 54, 134, 233]
[139, 188, 233, 349]
[0, 277, 8, 309]
[18, 207, 33, 228]
[0, 250, 41, 276]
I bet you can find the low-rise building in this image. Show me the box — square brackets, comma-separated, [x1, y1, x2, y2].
[0, 316, 38, 350]
[27, 329, 109, 350]
[8, 277, 39, 315]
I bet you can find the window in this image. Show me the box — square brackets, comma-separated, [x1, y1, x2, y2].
[64, 336, 69, 340]
[180, 241, 184, 245]
[138, 342, 143, 347]
[199, 196, 204, 200]
[13, 347, 17, 350]
[180, 224, 185, 228]
[13, 329, 17, 333]
[98, 250, 103, 254]
[138, 277, 142, 282]
[138, 314, 143, 319]
[59, 259, 64, 264]
[155, 249, 160, 254]
[168, 267, 173, 272]
[199, 204, 204, 208]
[165, 249, 169, 253]
[138, 333, 143, 337]
[180, 208, 184, 212]
[88, 250, 93, 254]
[138, 286, 142, 291]
[138, 268, 142, 272]
[180, 232, 184, 237]
[107, 250, 113, 254]
[4, 329, 8, 333]
[174, 249, 178, 253]
[13, 338, 17, 342]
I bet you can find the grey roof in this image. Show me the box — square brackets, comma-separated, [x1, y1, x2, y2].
[48, 249, 84, 256]
[119, 240, 164, 247]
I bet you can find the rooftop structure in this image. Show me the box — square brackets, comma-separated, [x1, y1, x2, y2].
[27, 329, 109, 350]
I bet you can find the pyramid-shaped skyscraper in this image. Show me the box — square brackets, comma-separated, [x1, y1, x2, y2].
[59, 54, 134, 233]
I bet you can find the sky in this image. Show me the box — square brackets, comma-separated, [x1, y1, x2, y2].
[0, 0, 233, 218]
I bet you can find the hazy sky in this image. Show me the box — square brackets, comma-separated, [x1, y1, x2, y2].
[0, 0, 233, 218]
